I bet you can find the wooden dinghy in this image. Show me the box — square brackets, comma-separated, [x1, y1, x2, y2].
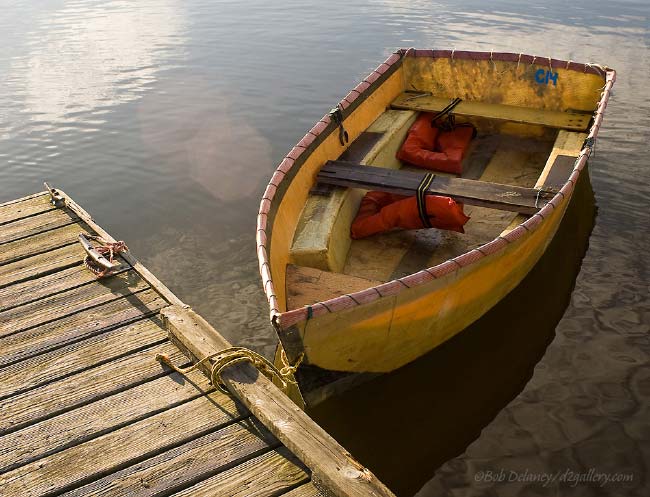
[257, 49, 615, 385]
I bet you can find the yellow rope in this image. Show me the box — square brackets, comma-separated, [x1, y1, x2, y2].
[156, 347, 304, 394]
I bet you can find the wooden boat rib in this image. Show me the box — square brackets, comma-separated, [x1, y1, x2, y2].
[257, 49, 615, 376]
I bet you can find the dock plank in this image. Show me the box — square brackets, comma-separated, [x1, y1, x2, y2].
[163, 306, 395, 497]
[170, 448, 310, 497]
[0, 194, 54, 225]
[0, 270, 148, 338]
[64, 419, 276, 497]
[281, 483, 326, 497]
[0, 262, 129, 313]
[0, 208, 79, 245]
[0, 244, 86, 288]
[0, 191, 48, 208]
[0, 341, 186, 435]
[0, 393, 248, 496]
[0, 318, 166, 400]
[0, 289, 167, 367]
[0, 223, 84, 265]
[0, 369, 216, 474]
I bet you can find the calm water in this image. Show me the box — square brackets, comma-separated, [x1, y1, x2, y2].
[0, 1, 648, 495]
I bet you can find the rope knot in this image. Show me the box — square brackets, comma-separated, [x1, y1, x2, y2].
[156, 346, 303, 395]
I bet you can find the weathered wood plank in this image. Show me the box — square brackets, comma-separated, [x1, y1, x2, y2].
[391, 93, 592, 131]
[0, 289, 167, 367]
[0, 269, 148, 338]
[339, 131, 384, 162]
[0, 244, 86, 289]
[310, 132, 384, 196]
[542, 154, 576, 188]
[62, 193, 185, 307]
[0, 318, 166, 400]
[318, 160, 556, 215]
[0, 262, 129, 313]
[0, 191, 48, 208]
[0, 368, 216, 474]
[0, 393, 248, 496]
[0, 208, 79, 245]
[63, 419, 276, 497]
[170, 448, 310, 497]
[287, 265, 381, 310]
[0, 341, 186, 435]
[161, 306, 395, 497]
[536, 131, 585, 188]
[0, 194, 54, 226]
[281, 482, 326, 497]
[0, 223, 84, 266]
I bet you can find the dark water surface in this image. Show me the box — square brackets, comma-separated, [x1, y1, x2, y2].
[1, 1, 648, 495]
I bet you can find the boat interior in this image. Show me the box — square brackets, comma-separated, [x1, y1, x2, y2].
[286, 93, 590, 311]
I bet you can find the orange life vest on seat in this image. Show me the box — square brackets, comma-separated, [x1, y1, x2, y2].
[350, 191, 470, 239]
[396, 112, 475, 174]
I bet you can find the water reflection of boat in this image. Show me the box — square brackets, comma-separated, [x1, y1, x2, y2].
[255, 49, 614, 406]
[309, 169, 597, 496]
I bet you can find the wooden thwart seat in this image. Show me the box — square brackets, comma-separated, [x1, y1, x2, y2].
[391, 93, 592, 131]
[317, 157, 576, 215]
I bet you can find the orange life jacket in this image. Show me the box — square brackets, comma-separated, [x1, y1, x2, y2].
[350, 191, 470, 239]
[396, 112, 475, 174]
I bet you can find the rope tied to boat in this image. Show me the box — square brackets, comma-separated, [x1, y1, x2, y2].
[155, 347, 304, 394]
[329, 105, 349, 146]
[80, 234, 128, 278]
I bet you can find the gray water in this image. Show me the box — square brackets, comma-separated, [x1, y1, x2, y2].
[0, 1, 648, 495]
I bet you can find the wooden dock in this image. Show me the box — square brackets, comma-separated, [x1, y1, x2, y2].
[0, 190, 394, 497]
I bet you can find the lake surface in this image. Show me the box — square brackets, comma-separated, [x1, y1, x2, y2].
[0, 1, 648, 495]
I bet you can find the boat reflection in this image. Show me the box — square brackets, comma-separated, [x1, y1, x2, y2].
[308, 168, 597, 497]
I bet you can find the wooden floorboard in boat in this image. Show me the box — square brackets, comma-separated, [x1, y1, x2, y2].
[343, 133, 553, 281]
[287, 265, 381, 310]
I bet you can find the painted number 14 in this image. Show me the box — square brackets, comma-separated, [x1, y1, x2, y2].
[536, 69, 558, 86]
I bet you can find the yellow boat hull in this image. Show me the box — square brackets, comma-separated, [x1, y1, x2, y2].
[257, 49, 615, 374]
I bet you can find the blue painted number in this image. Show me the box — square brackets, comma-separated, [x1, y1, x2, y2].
[535, 68, 558, 86]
